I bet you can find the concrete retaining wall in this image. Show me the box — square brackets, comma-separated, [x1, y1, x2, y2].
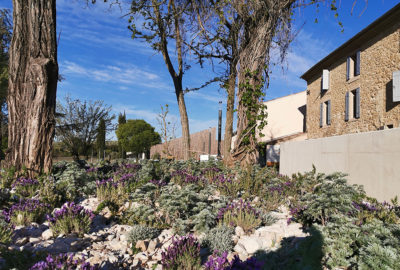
[280, 128, 400, 201]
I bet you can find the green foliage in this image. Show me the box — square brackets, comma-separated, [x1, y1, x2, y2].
[96, 118, 106, 159]
[53, 161, 96, 201]
[203, 225, 234, 253]
[95, 200, 119, 216]
[127, 225, 160, 245]
[116, 119, 161, 158]
[0, 166, 16, 188]
[0, 215, 13, 245]
[237, 70, 268, 146]
[56, 96, 115, 159]
[0, 248, 47, 270]
[38, 176, 64, 208]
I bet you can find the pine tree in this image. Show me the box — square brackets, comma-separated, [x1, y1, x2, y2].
[117, 112, 126, 159]
[96, 118, 106, 160]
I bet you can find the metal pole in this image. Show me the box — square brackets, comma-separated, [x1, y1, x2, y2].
[217, 101, 222, 158]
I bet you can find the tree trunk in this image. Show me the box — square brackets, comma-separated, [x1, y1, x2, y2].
[174, 80, 191, 160]
[223, 65, 236, 162]
[7, 0, 58, 175]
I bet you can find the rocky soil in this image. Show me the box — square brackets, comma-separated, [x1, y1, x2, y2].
[4, 197, 307, 269]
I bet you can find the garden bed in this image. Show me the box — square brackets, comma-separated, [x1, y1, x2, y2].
[1, 160, 399, 269]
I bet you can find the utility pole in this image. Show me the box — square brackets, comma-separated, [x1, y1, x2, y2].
[217, 101, 222, 158]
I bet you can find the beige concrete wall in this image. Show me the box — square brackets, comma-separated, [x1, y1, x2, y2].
[306, 22, 400, 139]
[280, 128, 400, 202]
[257, 91, 307, 142]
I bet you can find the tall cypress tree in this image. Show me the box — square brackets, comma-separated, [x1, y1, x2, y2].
[117, 112, 126, 159]
[96, 118, 106, 160]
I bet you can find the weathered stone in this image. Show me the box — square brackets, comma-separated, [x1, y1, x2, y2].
[42, 229, 53, 240]
[233, 244, 248, 261]
[238, 236, 262, 254]
[15, 237, 28, 245]
[147, 239, 159, 253]
[136, 252, 149, 263]
[135, 240, 149, 252]
[29, 237, 40, 243]
[235, 226, 245, 237]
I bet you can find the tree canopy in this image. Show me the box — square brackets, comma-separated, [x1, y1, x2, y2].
[116, 119, 161, 158]
[56, 96, 115, 160]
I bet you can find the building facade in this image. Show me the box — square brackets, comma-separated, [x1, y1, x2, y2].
[256, 91, 307, 166]
[302, 4, 400, 139]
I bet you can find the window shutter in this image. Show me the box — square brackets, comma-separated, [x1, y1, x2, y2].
[345, 92, 349, 121]
[355, 88, 360, 118]
[355, 51, 360, 76]
[393, 70, 400, 102]
[322, 69, 329, 91]
[320, 103, 323, 127]
[327, 100, 331, 125]
[346, 57, 350, 80]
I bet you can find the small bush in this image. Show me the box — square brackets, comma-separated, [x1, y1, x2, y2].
[204, 252, 264, 270]
[0, 216, 13, 245]
[204, 251, 231, 270]
[96, 178, 129, 205]
[0, 166, 16, 189]
[12, 177, 39, 198]
[30, 253, 98, 270]
[203, 226, 234, 253]
[161, 234, 201, 270]
[217, 200, 262, 234]
[127, 225, 160, 245]
[47, 202, 94, 237]
[3, 198, 50, 226]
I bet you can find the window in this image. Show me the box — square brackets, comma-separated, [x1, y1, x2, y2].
[345, 88, 360, 121]
[346, 50, 360, 80]
[321, 69, 330, 92]
[320, 100, 331, 127]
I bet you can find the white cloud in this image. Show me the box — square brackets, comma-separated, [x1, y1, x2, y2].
[61, 60, 169, 89]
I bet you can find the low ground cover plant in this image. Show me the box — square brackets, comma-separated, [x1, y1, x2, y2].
[127, 225, 160, 248]
[202, 225, 234, 254]
[47, 202, 94, 237]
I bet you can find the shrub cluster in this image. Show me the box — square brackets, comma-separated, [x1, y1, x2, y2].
[203, 225, 234, 254]
[217, 200, 262, 234]
[47, 202, 94, 237]
[12, 177, 39, 198]
[127, 225, 160, 246]
[3, 198, 50, 226]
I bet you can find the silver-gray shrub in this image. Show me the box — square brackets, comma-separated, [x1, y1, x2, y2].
[127, 225, 160, 245]
[203, 225, 234, 254]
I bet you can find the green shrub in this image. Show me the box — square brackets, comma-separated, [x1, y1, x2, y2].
[0, 216, 13, 245]
[203, 225, 234, 253]
[161, 234, 201, 270]
[0, 167, 16, 189]
[127, 225, 160, 245]
[4, 199, 50, 226]
[217, 200, 262, 234]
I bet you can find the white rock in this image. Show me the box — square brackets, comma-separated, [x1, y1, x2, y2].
[147, 239, 159, 253]
[235, 226, 245, 237]
[29, 237, 40, 243]
[238, 236, 262, 254]
[42, 229, 53, 240]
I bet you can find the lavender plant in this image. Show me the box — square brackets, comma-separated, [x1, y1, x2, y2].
[96, 177, 129, 205]
[161, 234, 201, 270]
[217, 200, 262, 234]
[204, 252, 264, 270]
[204, 251, 231, 270]
[3, 199, 50, 226]
[30, 253, 98, 270]
[12, 177, 39, 197]
[47, 202, 94, 237]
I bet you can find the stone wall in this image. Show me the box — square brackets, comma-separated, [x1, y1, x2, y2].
[306, 23, 400, 139]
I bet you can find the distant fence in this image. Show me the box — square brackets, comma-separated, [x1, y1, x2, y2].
[280, 128, 400, 202]
[150, 127, 223, 160]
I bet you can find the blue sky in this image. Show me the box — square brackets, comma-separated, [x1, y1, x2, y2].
[1, 0, 399, 140]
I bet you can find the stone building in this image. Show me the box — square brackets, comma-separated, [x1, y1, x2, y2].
[302, 3, 400, 139]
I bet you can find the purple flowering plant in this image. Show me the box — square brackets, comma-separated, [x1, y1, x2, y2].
[204, 252, 264, 270]
[171, 169, 204, 186]
[3, 198, 50, 226]
[217, 200, 262, 234]
[12, 177, 39, 197]
[161, 234, 202, 270]
[212, 174, 239, 197]
[96, 175, 132, 204]
[47, 202, 94, 237]
[201, 167, 222, 182]
[30, 253, 98, 270]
